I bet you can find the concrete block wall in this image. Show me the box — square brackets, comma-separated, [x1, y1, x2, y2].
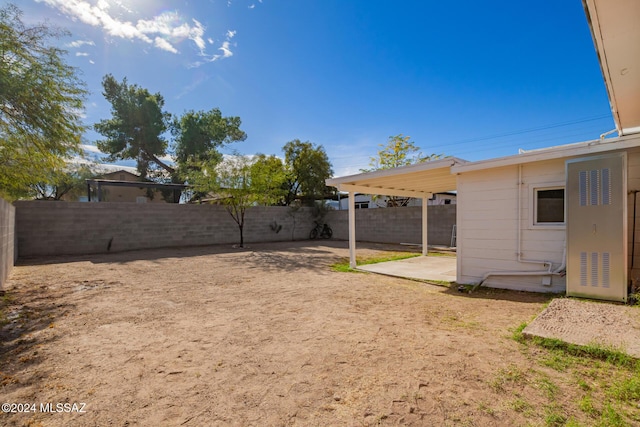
[0, 197, 16, 288]
[15, 202, 317, 257]
[325, 205, 456, 246]
[14, 202, 456, 258]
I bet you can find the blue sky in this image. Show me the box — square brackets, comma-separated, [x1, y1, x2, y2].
[18, 0, 614, 176]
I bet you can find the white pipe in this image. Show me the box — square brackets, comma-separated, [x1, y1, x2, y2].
[472, 270, 563, 292]
[517, 164, 556, 268]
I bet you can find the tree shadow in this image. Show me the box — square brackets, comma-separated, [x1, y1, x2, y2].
[0, 282, 75, 395]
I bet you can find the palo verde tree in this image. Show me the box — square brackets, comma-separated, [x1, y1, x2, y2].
[192, 154, 286, 247]
[249, 154, 287, 206]
[282, 139, 333, 206]
[94, 74, 173, 179]
[0, 3, 86, 200]
[362, 134, 442, 207]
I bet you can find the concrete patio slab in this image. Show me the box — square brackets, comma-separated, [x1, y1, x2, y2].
[356, 255, 457, 283]
[523, 298, 640, 358]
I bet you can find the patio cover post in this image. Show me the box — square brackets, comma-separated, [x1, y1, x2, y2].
[348, 191, 356, 268]
[422, 196, 428, 256]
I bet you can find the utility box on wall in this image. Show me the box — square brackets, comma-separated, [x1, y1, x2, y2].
[566, 153, 627, 302]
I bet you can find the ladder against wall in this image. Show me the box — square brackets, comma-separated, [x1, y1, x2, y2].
[450, 224, 457, 248]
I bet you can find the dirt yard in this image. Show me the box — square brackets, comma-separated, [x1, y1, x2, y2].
[0, 241, 635, 426]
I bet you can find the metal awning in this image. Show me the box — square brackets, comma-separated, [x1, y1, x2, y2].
[326, 157, 466, 197]
[326, 157, 466, 268]
[86, 179, 189, 203]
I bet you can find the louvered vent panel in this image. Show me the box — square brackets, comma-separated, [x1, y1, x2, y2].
[579, 171, 588, 206]
[601, 252, 610, 288]
[591, 252, 599, 286]
[602, 168, 611, 205]
[590, 169, 599, 206]
[580, 252, 587, 286]
[567, 154, 626, 302]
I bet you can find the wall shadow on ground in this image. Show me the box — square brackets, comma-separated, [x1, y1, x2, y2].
[15, 240, 351, 268]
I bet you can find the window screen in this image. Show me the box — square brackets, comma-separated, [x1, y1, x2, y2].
[536, 188, 564, 223]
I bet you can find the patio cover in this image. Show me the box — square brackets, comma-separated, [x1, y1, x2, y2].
[326, 157, 467, 267]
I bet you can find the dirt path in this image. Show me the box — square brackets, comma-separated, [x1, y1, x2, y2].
[1, 241, 571, 426]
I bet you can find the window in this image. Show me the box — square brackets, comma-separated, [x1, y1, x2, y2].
[535, 187, 564, 224]
[355, 202, 369, 209]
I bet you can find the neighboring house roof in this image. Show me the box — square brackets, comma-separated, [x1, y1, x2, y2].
[98, 170, 143, 180]
[583, 0, 640, 135]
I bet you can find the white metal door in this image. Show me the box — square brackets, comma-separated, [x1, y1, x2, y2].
[566, 153, 627, 302]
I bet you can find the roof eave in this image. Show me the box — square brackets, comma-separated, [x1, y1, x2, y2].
[452, 133, 640, 173]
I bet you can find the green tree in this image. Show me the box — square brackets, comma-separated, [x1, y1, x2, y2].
[362, 134, 441, 172]
[0, 4, 86, 200]
[362, 134, 442, 207]
[249, 154, 287, 206]
[283, 139, 333, 206]
[94, 74, 172, 178]
[192, 154, 286, 247]
[172, 108, 246, 167]
[29, 163, 95, 200]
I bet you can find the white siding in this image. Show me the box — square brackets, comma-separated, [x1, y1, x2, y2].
[457, 148, 640, 293]
[457, 162, 567, 293]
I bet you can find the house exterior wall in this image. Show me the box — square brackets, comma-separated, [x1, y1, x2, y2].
[457, 160, 567, 293]
[457, 146, 640, 293]
[0, 197, 16, 288]
[91, 170, 171, 203]
[97, 185, 170, 203]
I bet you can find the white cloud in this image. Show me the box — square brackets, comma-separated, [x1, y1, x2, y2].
[36, 0, 226, 58]
[89, 59, 95, 64]
[219, 41, 233, 58]
[188, 19, 207, 51]
[154, 37, 178, 54]
[67, 39, 95, 48]
[81, 144, 104, 155]
[75, 52, 90, 56]
[189, 27, 237, 67]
